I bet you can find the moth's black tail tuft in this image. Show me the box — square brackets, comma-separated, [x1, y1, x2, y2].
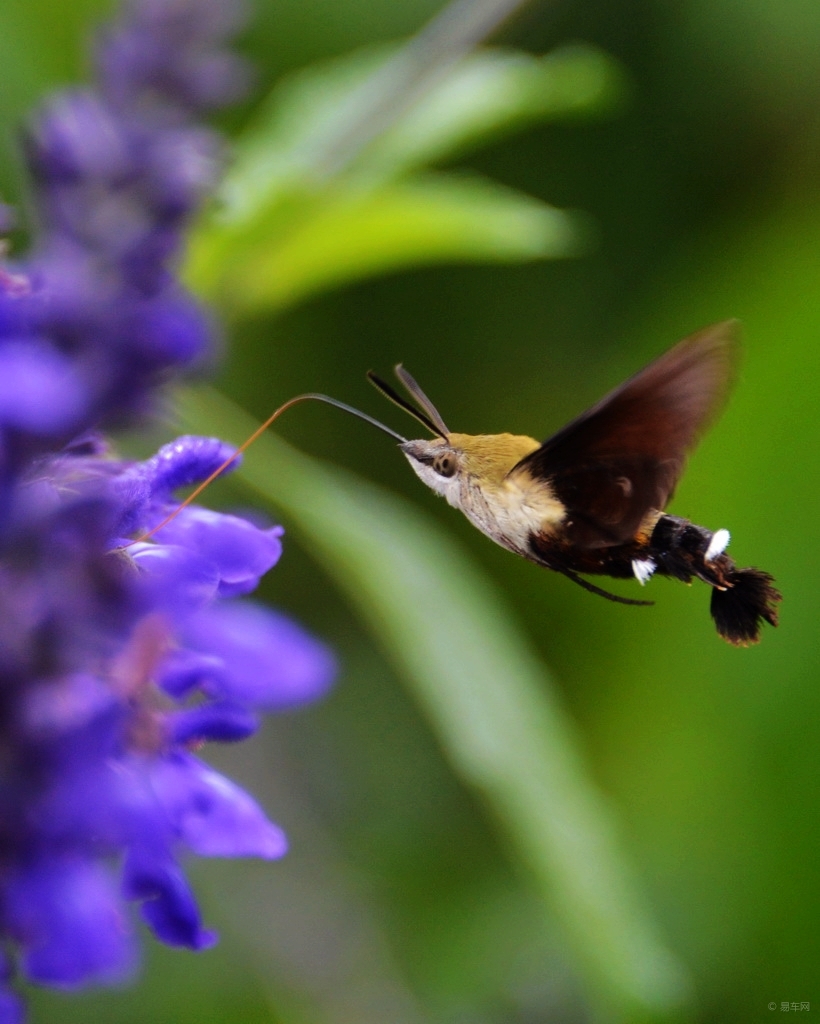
[710, 568, 781, 646]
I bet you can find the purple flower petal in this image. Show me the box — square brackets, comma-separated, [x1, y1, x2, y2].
[158, 507, 283, 592]
[146, 128, 223, 216]
[122, 851, 216, 950]
[146, 435, 239, 496]
[129, 293, 211, 362]
[151, 752, 288, 858]
[156, 648, 228, 698]
[5, 860, 138, 987]
[0, 954, 23, 1024]
[167, 701, 259, 744]
[180, 601, 337, 709]
[0, 340, 86, 432]
[28, 92, 131, 185]
[0, 992, 24, 1024]
[130, 542, 219, 611]
[21, 672, 119, 738]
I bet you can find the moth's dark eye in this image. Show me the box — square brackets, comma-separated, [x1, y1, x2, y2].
[433, 454, 457, 478]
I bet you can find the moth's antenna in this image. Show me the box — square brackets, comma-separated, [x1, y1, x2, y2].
[394, 364, 450, 437]
[367, 371, 447, 440]
[129, 394, 406, 546]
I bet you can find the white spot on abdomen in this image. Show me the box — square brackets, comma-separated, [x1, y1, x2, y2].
[705, 528, 730, 561]
[632, 558, 656, 585]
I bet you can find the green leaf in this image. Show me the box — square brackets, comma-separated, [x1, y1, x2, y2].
[185, 43, 620, 311]
[348, 43, 627, 182]
[189, 173, 589, 313]
[217, 43, 624, 212]
[177, 385, 692, 1024]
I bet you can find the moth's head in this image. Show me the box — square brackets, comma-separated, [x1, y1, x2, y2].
[401, 433, 539, 496]
[368, 365, 458, 496]
[400, 437, 462, 496]
[368, 366, 536, 495]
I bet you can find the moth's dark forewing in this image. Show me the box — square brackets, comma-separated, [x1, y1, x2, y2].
[513, 320, 740, 548]
[540, 457, 679, 547]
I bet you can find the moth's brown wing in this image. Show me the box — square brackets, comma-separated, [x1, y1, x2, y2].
[512, 321, 740, 548]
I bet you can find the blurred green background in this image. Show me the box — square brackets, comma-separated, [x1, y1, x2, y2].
[3, 0, 819, 1021]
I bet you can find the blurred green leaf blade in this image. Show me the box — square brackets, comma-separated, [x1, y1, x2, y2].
[357, 43, 627, 181]
[194, 174, 588, 312]
[218, 42, 624, 206]
[178, 385, 692, 1024]
[186, 42, 619, 311]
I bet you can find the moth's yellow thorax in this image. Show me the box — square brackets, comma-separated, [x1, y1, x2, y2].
[449, 433, 541, 483]
[447, 433, 565, 554]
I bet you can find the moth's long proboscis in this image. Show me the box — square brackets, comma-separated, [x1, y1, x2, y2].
[128, 393, 406, 545]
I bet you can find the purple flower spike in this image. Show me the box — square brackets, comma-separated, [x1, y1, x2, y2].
[1, 0, 251, 464]
[0, 424, 336, 1013]
[0, 0, 336, 1017]
[98, 0, 251, 115]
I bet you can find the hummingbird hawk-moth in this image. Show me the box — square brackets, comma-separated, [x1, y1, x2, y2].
[366, 320, 780, 645]
[140, 320, 780, 644]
